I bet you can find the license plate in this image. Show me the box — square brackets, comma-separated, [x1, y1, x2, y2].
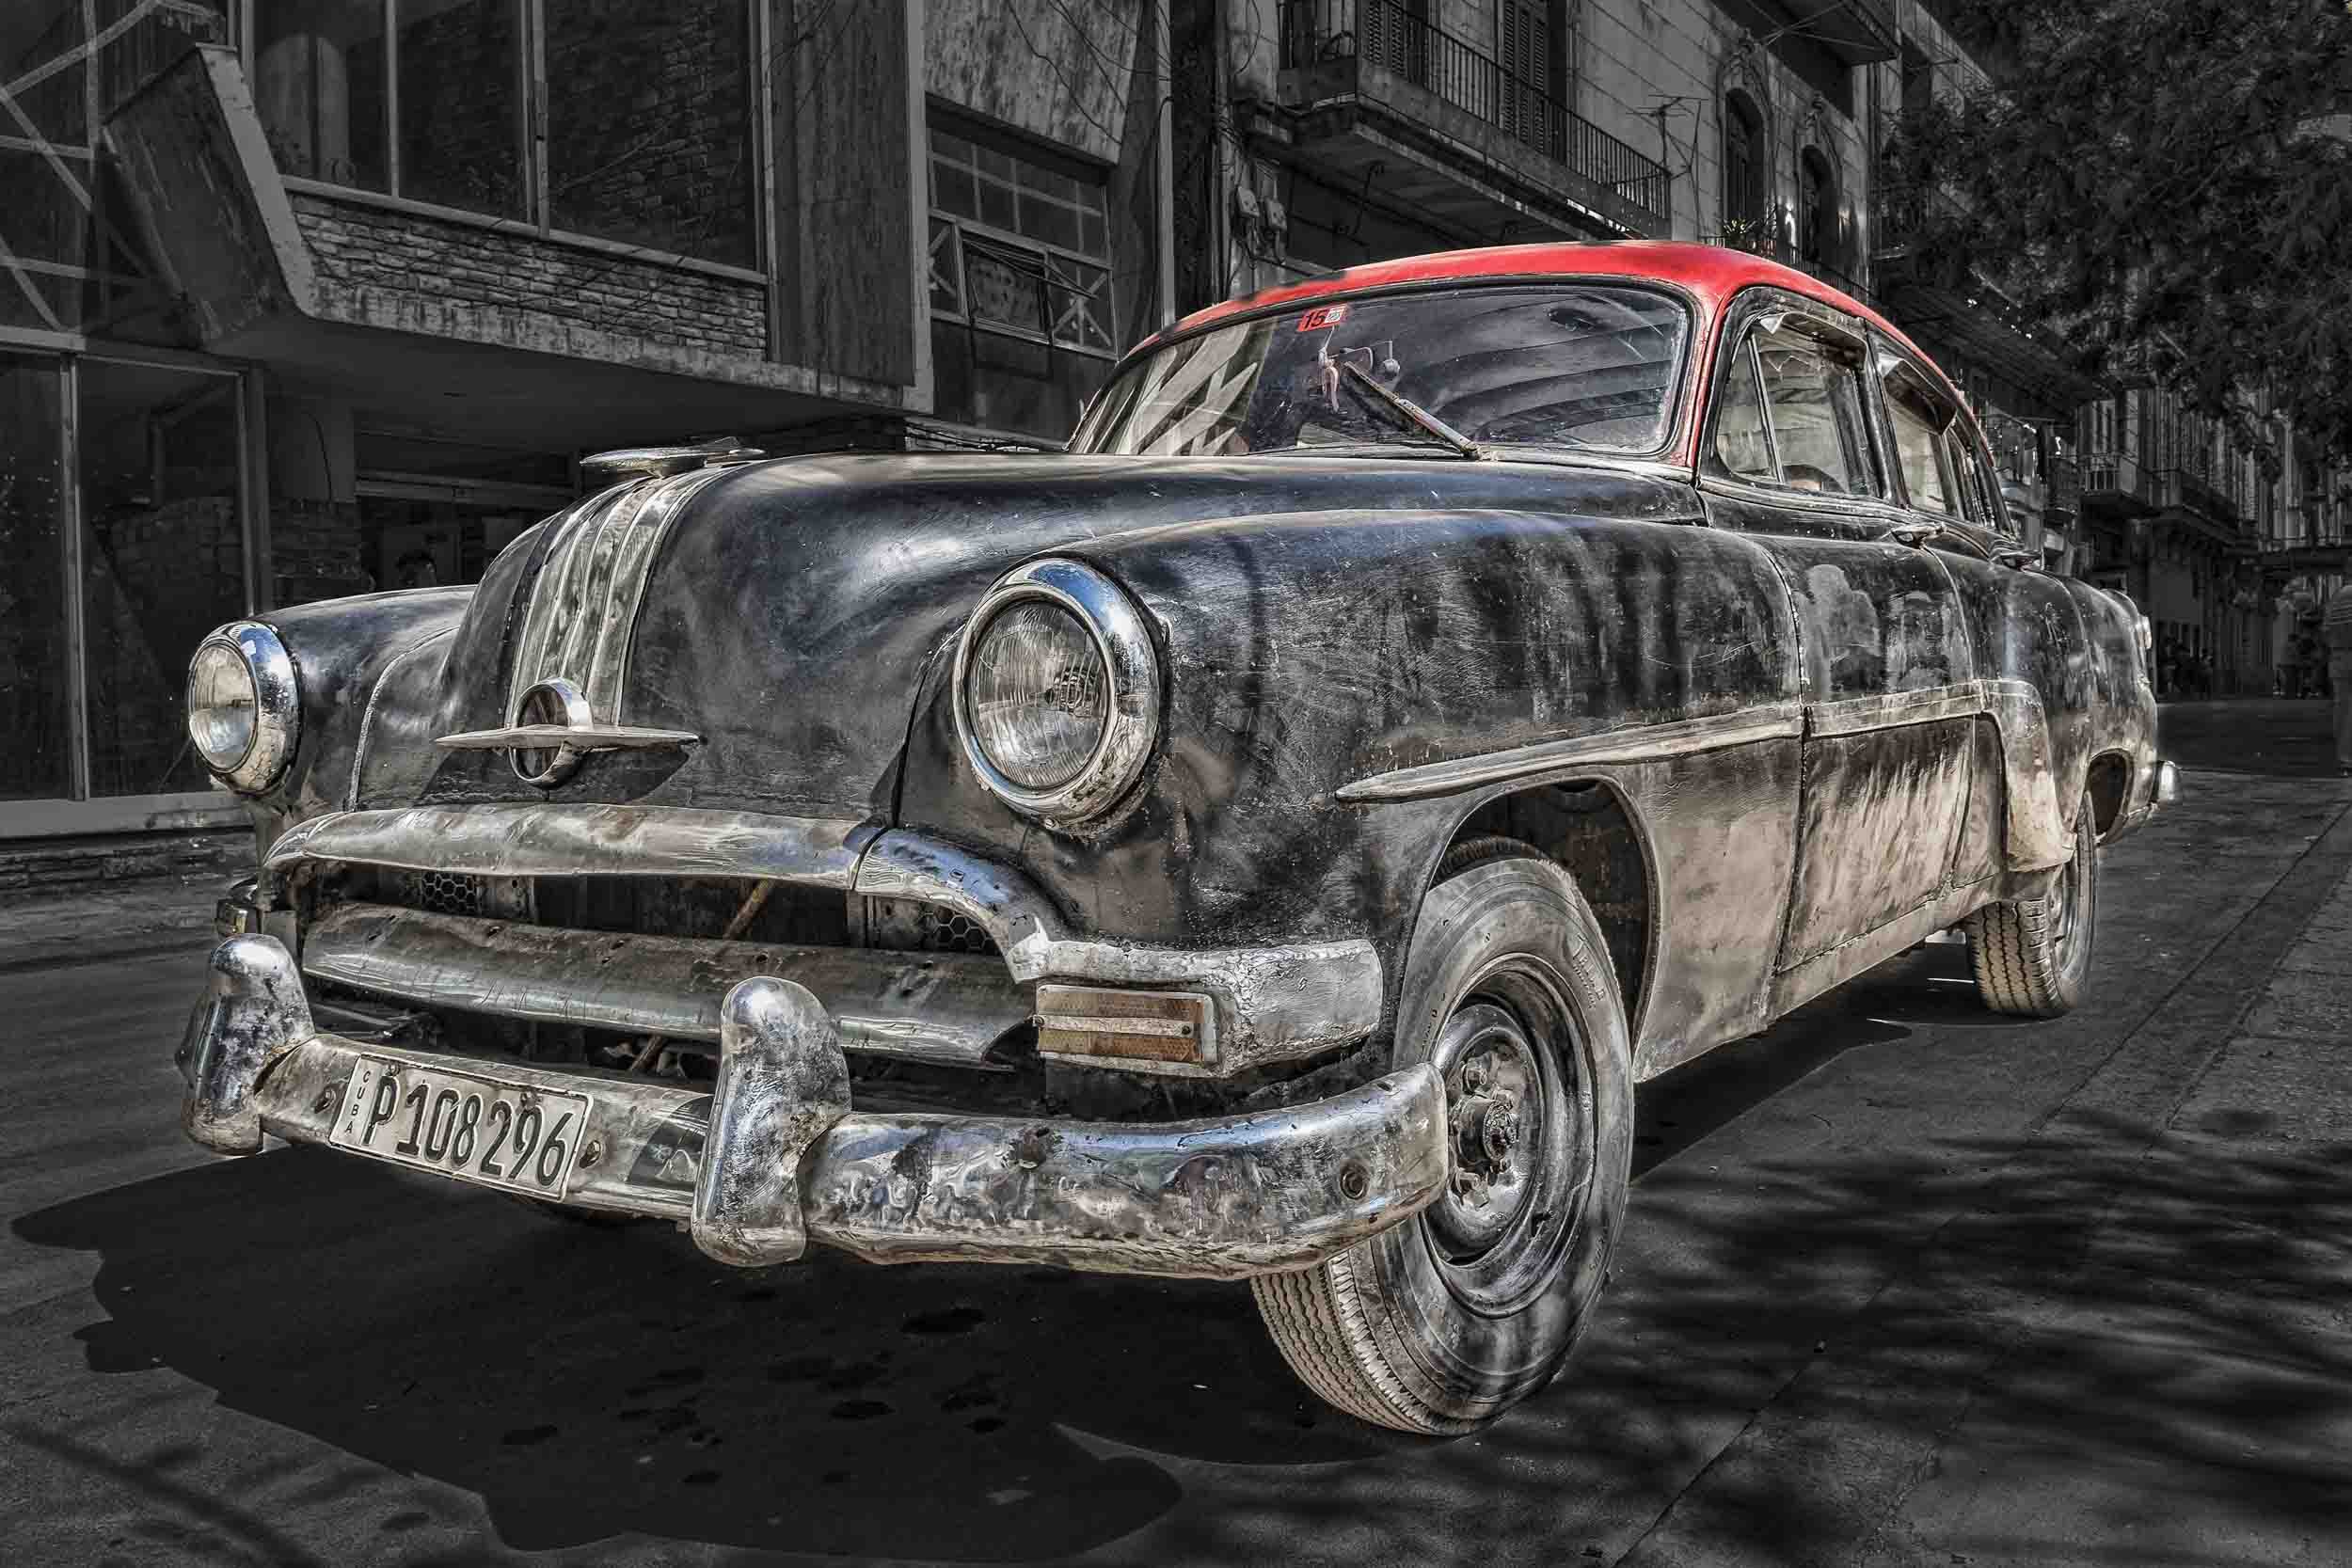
[329, 1056, 592, 1196]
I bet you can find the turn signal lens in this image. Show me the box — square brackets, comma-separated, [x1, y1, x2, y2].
[965, 600, 1106, 790]
[187, 640, 259, 769]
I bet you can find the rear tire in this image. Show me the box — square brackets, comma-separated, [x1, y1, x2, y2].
[1252, 839, 1634, 1433]
[1965, 797, 2098, 1017]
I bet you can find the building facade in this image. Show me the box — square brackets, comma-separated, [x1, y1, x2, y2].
[0, 0, 1171, 846]
[4, 0, 2344, 859]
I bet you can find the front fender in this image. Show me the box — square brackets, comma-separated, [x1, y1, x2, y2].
[249, 585, 475, 828]
[894, 505, 1786, 971]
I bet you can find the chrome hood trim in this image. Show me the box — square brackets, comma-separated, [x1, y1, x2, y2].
[507, 466, 733, 725]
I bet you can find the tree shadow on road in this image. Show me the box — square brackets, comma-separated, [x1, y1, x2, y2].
[11, 999, 2349, 1564]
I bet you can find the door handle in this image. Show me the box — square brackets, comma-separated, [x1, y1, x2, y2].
[1887, 521, 1941, 546]
[1991, 546, 2036, 570]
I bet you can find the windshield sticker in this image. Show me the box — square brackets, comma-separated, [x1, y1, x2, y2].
[1296, 304, 1348, 332]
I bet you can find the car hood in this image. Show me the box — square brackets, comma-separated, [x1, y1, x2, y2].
[366, 450, 1698, 820]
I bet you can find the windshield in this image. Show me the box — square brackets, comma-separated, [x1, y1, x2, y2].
[1074, 284, 1690, 459]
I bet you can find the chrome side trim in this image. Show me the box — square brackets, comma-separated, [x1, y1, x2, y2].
[434, 722, 702, 751]
[1805, 683, 1990, 736]
[264, 804, 867, 888]
[1336, 704, 1805, 803]
[191, 937, 1450, 1279]
[301, 902, 1026, 1068]
[852, 832, 1384, 1077]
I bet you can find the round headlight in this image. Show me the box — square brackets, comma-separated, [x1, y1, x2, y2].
[953, 559, 1160, 825]
[188, 641, 258, 770]
[966, 600, 1107, 789]
[186, 622, 299, 794]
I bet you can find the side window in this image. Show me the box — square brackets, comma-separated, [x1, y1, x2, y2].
[1713, 343, 1776, 482]
[1754, 325, 1873, 496]
[1958, 436, 2010, 534]
[1885, 380, 1956, 515]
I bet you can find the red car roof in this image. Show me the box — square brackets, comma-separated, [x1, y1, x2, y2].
[1156, 240, 1908, 349]
[1135, 240, 1967, 466]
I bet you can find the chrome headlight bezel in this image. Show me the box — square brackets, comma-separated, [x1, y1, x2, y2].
[952, 559, 1161, 827]
[187, 621, 299, 795]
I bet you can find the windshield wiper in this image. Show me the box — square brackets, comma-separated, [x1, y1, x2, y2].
[1337, 360, 1486, 459]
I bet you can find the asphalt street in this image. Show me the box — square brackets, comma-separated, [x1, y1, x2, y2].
[3, 700, 2348, 1567]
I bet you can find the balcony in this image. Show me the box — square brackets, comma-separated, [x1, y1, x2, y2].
[2150, 467, 2251, 548]
[2080, 451, 2159, 517]
[1276, 0, 1671, 241]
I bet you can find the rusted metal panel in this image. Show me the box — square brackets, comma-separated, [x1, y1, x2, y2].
[300, 902, 1026, 1068]
[1036, 984, 1215, 1067]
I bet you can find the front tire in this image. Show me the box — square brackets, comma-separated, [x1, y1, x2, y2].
[1965, 797, 2098, 1017]
[1252, 840, 1634, 1433]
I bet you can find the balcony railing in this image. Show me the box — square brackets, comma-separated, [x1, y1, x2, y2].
[1280, 0, 1670, 229]
[2156, 467, 2245, 529]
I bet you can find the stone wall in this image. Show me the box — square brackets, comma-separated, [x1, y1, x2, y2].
[0, 829, 250, 900]
[292, 194, 769, 361]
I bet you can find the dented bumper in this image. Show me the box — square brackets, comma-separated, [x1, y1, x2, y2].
[177, 936, 1448, 1280]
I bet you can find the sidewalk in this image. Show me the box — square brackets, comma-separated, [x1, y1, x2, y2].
[1620, 776, 2352, 1568]
[0, 877, 224, 974]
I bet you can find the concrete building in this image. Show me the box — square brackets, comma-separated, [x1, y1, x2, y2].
[0, 0, 1170, 863]
[1, 0, 2343, 877]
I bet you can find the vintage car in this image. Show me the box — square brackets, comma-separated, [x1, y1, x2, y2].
[175, 242, 2172, 1434]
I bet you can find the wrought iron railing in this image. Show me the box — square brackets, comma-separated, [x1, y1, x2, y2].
[1280, 0, 1670, 229]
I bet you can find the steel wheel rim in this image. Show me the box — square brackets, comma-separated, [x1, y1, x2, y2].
[1419, 956, 1592, 1318]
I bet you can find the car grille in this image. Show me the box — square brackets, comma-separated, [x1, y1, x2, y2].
[359, 867, 997, 958]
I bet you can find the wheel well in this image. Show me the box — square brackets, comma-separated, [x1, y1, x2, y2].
[1440, 781, 1654, 1031]
[2084, 752, 2131, 837]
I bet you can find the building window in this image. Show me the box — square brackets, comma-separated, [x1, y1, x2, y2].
[253, 1, 757, 264]
[1797, 148, 1837, 270]
[1722, 89, 1765, 234]
[0, 2, 220, 335]
[0, 353, 71, 801]
[546, 1, 755, 266]
[0, 348, 256, 806]
[928, 119, 1116, 439]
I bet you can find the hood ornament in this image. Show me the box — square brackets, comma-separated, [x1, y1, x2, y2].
[580, 436, 766, 485]
[436, 679, 698, 788]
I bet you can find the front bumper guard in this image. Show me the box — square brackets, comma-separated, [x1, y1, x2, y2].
[180, 936, 1449, 1280]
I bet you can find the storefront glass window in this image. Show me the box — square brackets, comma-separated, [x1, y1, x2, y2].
[253, 0, 391, 189]
[397, 0, 526, 216]
[546, 0, 754, 265]
[0, 354, 72, 801]
[2, 2, 226, 334]
[77, 359, 248, 797]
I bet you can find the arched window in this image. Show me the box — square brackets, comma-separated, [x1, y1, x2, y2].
[1798, 148, 1837, 268]
[1723, 90, 1764, 233]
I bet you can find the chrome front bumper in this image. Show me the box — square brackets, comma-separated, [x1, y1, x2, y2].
[177, 936, 1449, 1280]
